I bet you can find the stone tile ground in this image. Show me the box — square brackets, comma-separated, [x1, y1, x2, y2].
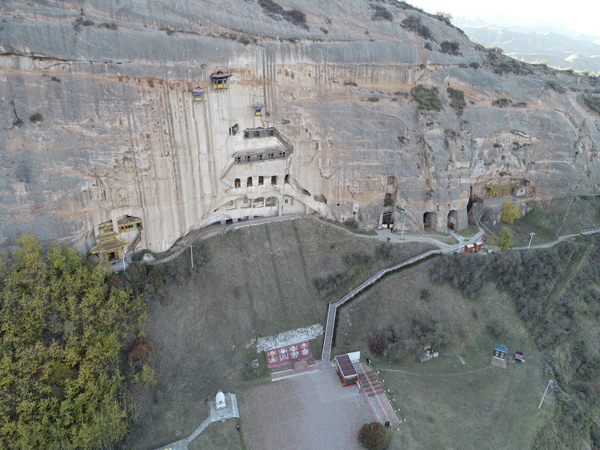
[240, 369, 372, 450]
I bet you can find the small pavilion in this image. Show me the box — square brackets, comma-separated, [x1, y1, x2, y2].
[335, 354, 358, 387]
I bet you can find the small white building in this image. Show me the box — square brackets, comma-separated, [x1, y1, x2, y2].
[215, 390, 226, 410]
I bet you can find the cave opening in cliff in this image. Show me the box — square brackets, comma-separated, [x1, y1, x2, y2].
[247, 177, 253, 187]
[271, 176, 277, 185]
[384, 193, 394, 207]
[423, 212, 437, 230]
[285, 175, 290, 184]
[259, 176, 264, 186]
[382, 211, 394, 229]
[447, 210, 458, 230]
[235, 178, 241, 188]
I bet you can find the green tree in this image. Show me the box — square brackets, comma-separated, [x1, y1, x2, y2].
[498, 226, 513, 251]
[359, 422, 389, 450]
[501, 197, 520, 224]
[0, 235, 148, 449]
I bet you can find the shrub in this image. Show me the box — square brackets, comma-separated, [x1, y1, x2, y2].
[486, 49, 533, 76]
[29, 113, 43, 123]
[372, 5, 393, 22]
[546, 80, 566, 94]
[401, 16, 432, 40]
[13, 118, 23, 128]
[368, 96, 380, 102]
[492, 98, 512, 108]
[447, 87, 466, 116]
[359, 422, 389, 450]
[578, 94, 600, 116]
[343, 218, 359, 229]
[314, 272, 351, 296]
[98, 22, 118, 30]
[258, 0, 309, 30]
[440, 40, 460, 55]
[469, 62, 480, 70]
[369, 331, 389, 355]
[344, 81, 358, 86]
[424, 42, 432, 50]
[420, 289, 431, 300]
[411, 85, 443, 111]
[375, 243, 392, 260]
[128, 339, 154, 365]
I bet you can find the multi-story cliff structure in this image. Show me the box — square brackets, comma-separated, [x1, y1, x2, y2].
[1, 0, 598, 254]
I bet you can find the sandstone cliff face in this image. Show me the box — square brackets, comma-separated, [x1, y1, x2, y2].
[1, 0, 599, 252]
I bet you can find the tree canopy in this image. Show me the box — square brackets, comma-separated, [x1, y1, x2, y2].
[498, 226, 514, 251]
[0, 235, 147, 449]
[501, 197, 520, 224]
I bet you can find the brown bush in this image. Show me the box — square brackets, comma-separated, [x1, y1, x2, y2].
[128, 339, 154, 365]
[359, 422, 389, 450]
[369, 331, 389, 355]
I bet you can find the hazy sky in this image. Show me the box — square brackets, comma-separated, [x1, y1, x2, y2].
[407, 0, 600, 37]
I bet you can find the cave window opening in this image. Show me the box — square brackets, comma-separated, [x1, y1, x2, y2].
[271, 176, 277, 185]
[258, 176, 264, 186]
[235, 178, 241, 188]
[285, 175, 290, 184]
[247, 177, 253, 187]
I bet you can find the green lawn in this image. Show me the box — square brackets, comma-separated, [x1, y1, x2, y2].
[334, 263, 549, 449]
[188, 419, 245, 450]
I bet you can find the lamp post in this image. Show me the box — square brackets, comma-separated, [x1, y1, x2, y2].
[528, 232, 536, 249]
[538, 380, 553, 409]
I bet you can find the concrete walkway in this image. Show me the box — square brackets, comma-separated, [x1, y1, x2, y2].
[154, 393, 239, 450]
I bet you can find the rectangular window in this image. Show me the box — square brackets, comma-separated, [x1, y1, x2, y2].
[271, 176, 277, 185]
[258, 176, 264, 186]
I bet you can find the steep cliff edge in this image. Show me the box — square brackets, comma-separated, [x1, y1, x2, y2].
[1, 0, 599, 252]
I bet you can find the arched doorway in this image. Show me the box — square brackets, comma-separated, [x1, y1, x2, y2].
[447, 210, 458, 231]
[423, 212, 437, 230]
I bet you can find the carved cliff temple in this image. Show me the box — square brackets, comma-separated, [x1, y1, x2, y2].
[253, 103, 265, 116]
[191, 87, 204, 102]
[447, 210, 458, 231]
[484, 178, 534, 198]
[211, 72, 233, 89]
[423, 212, 437, 230]
[91, 216, 143, 263]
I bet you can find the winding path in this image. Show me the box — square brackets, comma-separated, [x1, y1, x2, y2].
[321, 249, 442, 366]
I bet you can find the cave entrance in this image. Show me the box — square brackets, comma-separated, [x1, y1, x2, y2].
[423, 212, 437, 230]
[447, 210, 458, 231]
[382, 211, 394, 230]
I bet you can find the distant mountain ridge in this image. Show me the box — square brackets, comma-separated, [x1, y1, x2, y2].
[454, 19, 600, 73]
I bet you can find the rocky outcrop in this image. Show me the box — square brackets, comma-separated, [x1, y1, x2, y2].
[1, 0, 599, 252]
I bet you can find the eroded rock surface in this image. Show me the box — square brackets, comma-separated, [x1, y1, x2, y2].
[1, 0, 599, 251]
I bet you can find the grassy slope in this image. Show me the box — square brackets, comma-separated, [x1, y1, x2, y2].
[124, 219, 434, 450]
[484, 196, 600, 245]
[334, 264, 548, 450]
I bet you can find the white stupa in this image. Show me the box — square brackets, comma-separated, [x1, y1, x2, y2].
[215, 390, 226, 410]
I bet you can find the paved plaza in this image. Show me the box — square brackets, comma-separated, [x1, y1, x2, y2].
[240, 368, 373, 450]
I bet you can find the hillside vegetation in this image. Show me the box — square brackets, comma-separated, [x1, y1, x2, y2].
[0, 236, 147, 450]
[335, 236, 600, 449]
